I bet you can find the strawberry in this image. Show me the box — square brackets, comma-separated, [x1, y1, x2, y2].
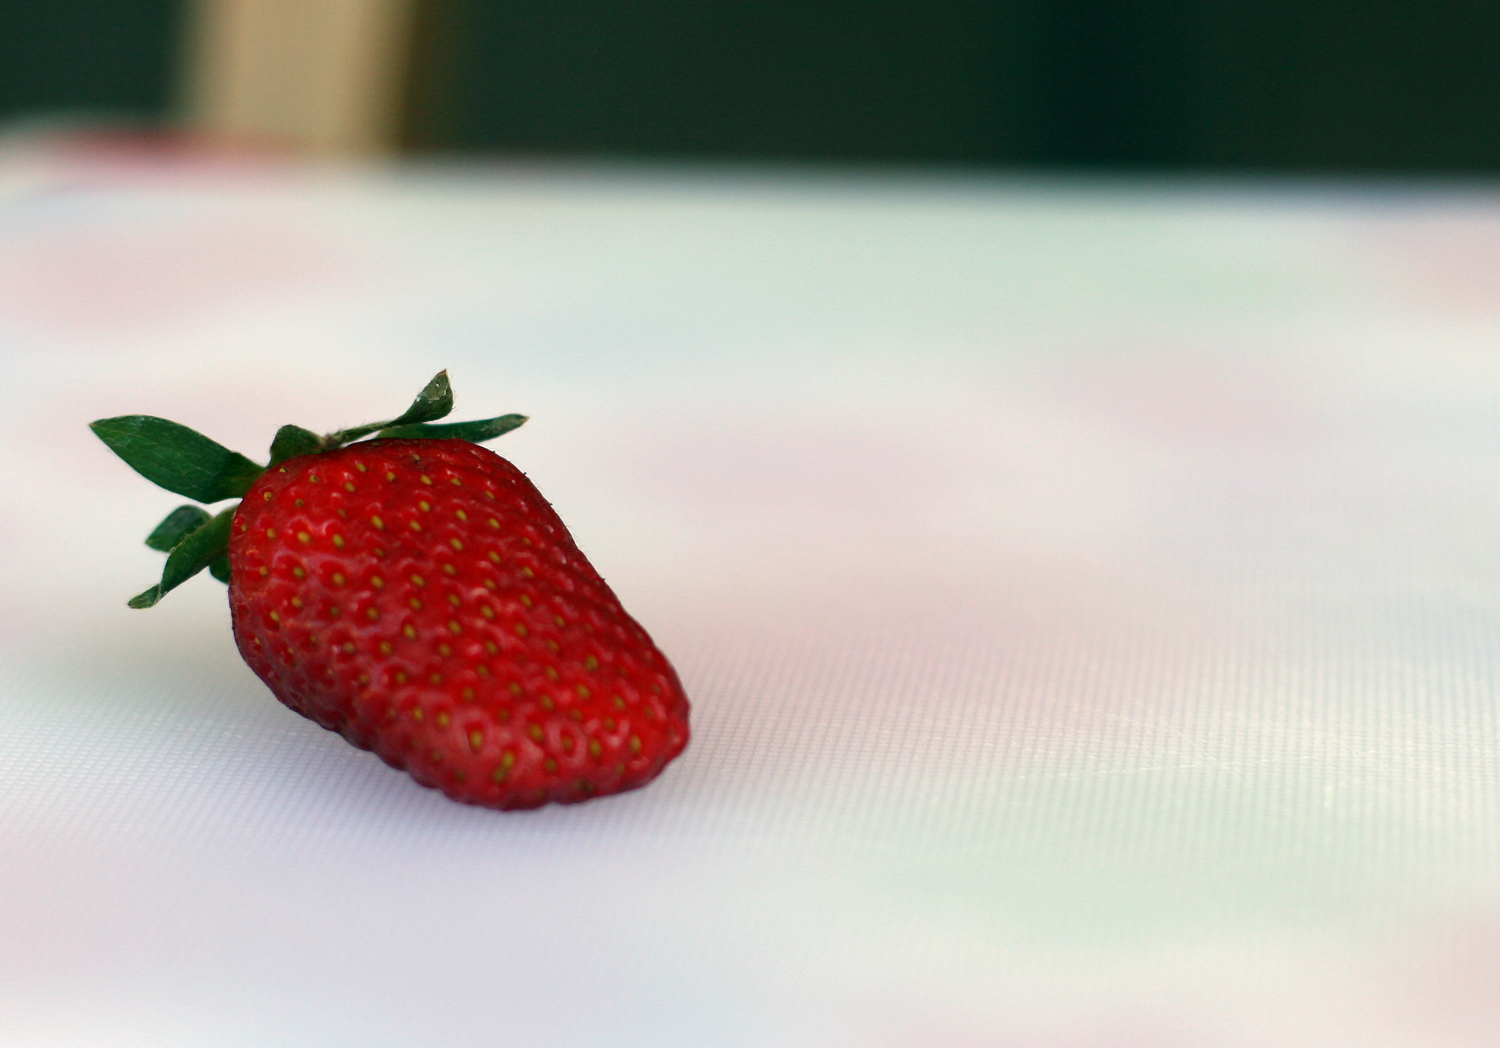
[91, 372, 690, 809]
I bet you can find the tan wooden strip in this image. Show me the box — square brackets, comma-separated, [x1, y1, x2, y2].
[181, 0, 416, 155]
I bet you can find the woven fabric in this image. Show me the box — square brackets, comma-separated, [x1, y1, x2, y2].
[2, 159, 1498, 1046]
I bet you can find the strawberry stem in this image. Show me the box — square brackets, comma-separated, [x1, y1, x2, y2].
[319, 370, 454, 449]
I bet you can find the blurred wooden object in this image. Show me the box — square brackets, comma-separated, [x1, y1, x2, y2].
[181, 0, 416, 155]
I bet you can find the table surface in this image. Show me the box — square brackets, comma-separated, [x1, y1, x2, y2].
[2, 147, 1499, 1047]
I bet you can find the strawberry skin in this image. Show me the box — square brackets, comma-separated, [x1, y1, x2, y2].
[226, 438, 690, 810]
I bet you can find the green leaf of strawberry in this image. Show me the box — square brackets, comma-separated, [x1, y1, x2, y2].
[378, 413, 529, 443]
[324, 369, 455, 447]
[263, 373, 475, 468]
[268, 425, 323, 466]
[129, 508, 236, 608]
[89, 416, 265, 503]
[145, 505, 213, 552]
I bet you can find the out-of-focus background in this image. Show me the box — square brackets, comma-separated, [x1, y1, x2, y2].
[7, 7, 1500, 1048]
[3, 0, 1499, 169]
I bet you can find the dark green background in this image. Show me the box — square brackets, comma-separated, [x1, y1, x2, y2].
[0, 0, 183, 127]
[5, 0, 1499, 171]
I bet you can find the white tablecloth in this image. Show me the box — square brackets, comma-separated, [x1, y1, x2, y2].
[2, 150, 1498, 1046]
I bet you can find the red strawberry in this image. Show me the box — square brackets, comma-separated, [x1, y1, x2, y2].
[91, 373, 690, 809]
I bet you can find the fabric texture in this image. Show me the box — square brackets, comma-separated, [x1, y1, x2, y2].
[2, 155, 1498, 1046]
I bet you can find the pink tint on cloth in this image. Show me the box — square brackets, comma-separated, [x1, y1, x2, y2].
[0, 221, 348, 331]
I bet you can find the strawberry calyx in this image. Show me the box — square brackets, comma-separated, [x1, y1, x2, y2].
[90, 371, 527, 608]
